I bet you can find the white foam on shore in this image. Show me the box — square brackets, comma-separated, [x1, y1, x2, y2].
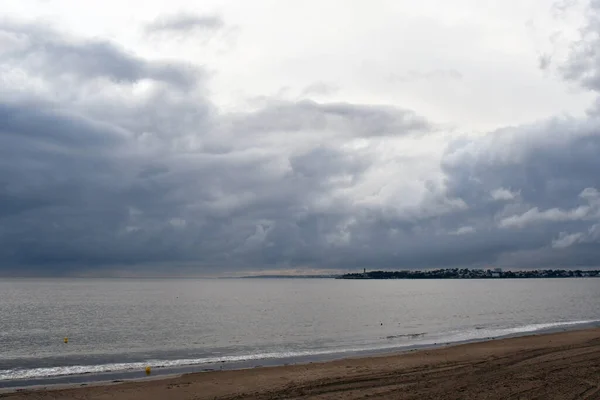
[0, 348, 361, 381]
[437, 320, 600, 344]
[1, 319, 597, 381]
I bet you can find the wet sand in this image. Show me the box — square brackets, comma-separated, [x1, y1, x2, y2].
[3, 328, 600, 399]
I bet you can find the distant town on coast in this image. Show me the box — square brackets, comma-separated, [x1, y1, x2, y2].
[238, 268, 600, 279]
[337, 268, 600, 279]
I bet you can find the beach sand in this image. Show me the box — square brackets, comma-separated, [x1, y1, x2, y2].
[3, 328, 600, 399]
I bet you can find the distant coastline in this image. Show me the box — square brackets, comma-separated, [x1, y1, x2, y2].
[235, 268, 600, 280]
[338, 268, 600, 279]
[237, 274, 340, 279]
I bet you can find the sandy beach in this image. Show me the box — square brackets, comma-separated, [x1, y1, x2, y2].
[3, 328, 600, 400]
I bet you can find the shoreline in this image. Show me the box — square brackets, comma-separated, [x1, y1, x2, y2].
[2, 320, 599, 391]
[3, 327, 600, 399]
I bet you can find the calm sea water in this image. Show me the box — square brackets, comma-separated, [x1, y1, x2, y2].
[1, 278, 599, 387]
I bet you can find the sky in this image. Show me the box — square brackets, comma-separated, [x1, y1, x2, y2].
[2, 0, 600, 276]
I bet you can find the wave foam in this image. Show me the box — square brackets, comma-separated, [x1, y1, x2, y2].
[0, 347, 388, 381]
[438, 319, 600, 344]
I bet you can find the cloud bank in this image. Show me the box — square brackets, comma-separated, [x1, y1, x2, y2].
[1, 4, 600, 275]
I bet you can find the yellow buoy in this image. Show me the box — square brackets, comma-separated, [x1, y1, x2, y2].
[64, 337, 68, 344]
[145, 366, 151, 375]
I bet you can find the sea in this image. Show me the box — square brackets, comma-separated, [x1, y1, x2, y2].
[1, 278, 599, 389]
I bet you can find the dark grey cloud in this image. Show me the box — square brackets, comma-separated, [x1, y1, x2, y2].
[145, 14, 224, 34]
[2, 5, 600, 276]
[0, 21, 406, 273]
[440, 114, 600, 267]
[0, 21, 201, 88]
[0, 101, 128, 148]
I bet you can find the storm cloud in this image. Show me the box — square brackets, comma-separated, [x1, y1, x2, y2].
[2, 2, 600, 275]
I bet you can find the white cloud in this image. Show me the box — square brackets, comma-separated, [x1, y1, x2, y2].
[449, 226, 476, 235]
[169, 218, 187, 228]
[491, 188, 519, 201]
[499, 188, 600, 228]
[552, 232, 584, 248]
[499, 206, 589, 228]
